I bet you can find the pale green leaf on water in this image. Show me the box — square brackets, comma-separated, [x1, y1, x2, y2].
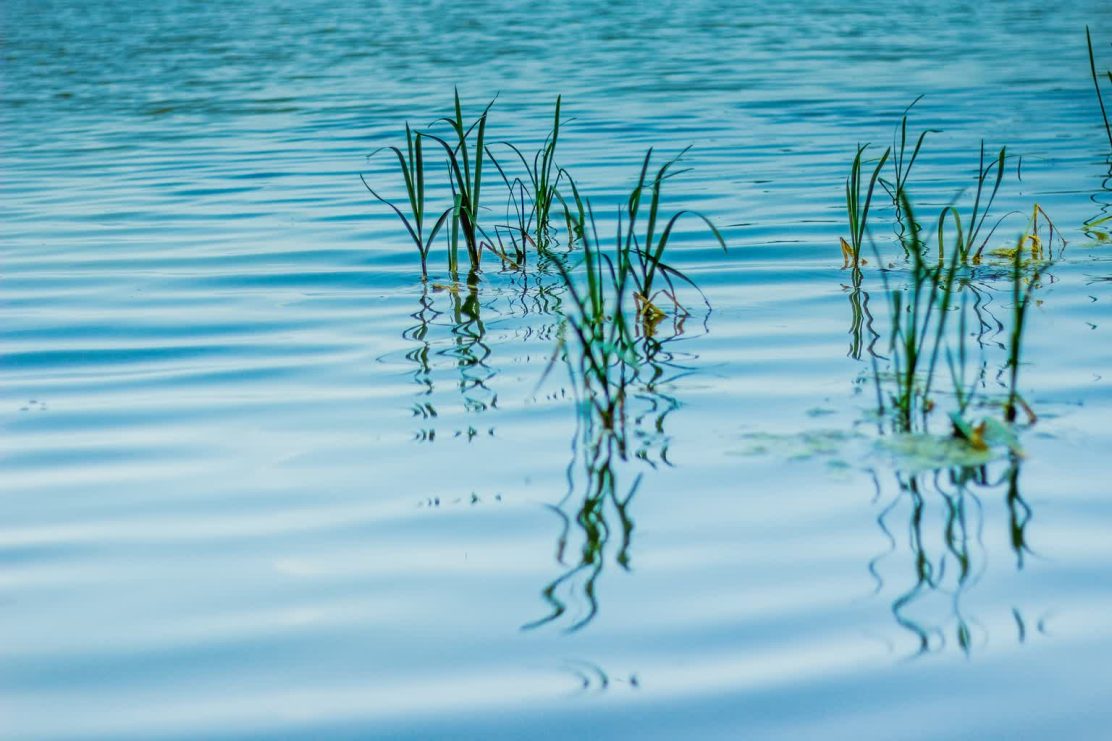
[875, 433, 1003, 473]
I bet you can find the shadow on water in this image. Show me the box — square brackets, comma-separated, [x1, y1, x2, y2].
[869, 454, 1040, 657]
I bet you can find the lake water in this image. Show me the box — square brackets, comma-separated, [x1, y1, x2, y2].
[3, 1, 1112, 738]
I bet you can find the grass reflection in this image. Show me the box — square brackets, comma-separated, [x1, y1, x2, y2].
[870, 454, 1036, 657]
[525, 324, 693, 633]
[526, 159, 719, 630]
[403, 277, 498, 443]
[523, 408, 641, 632]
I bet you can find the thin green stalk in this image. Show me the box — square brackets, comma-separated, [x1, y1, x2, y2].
[1087, 26, 1112, 150]
[846, 144, 892, 265]
[967, 142, 1007, 262]
[884, 97, 936, 233]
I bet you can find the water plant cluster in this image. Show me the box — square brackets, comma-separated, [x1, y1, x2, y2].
[366, 91, 727, 630]
[840, 102, 1065, 455]
[525, 155, 719, 627]
[834, 99, 1088, 655]
[367, 92, 725, 453]
[367, 26, 1109, 643]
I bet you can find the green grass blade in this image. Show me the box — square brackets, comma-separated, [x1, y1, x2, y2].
[1087, 26, 1112, 149]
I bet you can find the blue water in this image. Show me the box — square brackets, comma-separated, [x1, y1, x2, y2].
[3, 1, 1112, 738]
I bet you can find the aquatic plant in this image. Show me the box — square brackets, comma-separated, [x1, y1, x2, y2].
[361, 90, 495, 278]
[621, 148, 727, 320]
[525, 152, 721, 632]
[1083, 28, 1112, 242]
[1087, 25, 1112, 150]
[878, 193, 961, 432]
[887, 137, 1009, 265]
[880, 96, 935, 235]
[361, 125, 452, 280]
[838, 105, 1058, 443]
[365, 93, 726, 297]
[863, 184, 1050, 442]
[551, 204, 636, 433]
[425, 89, 496, 274]
[528, 292, 690, 633]
[843, 144, 891, 269]
[547, 150, 724, 427]
[555, 149, 727, 327]
[959, 142, 1008, 263]
[852, 100, 1008, 266]
[488, 96, 569, 262]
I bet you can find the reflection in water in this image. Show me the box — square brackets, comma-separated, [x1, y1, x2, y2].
[507, 254, 570, 322]
[446, 276, 498, 415]
[844, 224, 1049, 654]
[404, 284, 439, 413]
[523, 409, 641, 632]
[1083, 157, 1112, 243]
[870, 454, 1040, 656]
[562, 659, 640, 695]
[845, 266, 880, 360]
[401, 257, 575, 441]
[403, 278, 499, 442]
[842, 260, 1010, 366]
[526, 325, 694, 632]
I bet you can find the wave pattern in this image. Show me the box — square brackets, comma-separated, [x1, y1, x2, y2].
[3, 1, 1112, 738]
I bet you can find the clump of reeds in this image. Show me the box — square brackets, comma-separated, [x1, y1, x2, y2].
[844, 101, 1008, 269]
[839, 96, 1061, 441]
[621, 148, 727, 321]
[878, 192, 961, 432]
[427, 90, 495, 274]
[363, 89, 496, 278]
[527, 152, 721, 631]
[549, 149, 724, 431]
[867, 188, 1048, 441]
[366, 92, 728, 296]
[489, 96, 568, 262]
[957, 142, 1008, 264]
[552, 203, 638, 436]
[366, 92, 585, 279]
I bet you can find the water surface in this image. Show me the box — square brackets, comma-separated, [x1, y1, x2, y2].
[3, 1, 1112, 738]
